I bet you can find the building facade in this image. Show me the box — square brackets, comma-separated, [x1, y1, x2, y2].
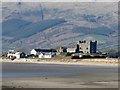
[38, 52, 55, 58]
[30, 49, 40, 55]
[77, 40, 97, 54]
[67, 48, 76, 53]
[7, 50, 26, 59]
[90, 40, 97, 54]
[57, 47, 67, 53]
[30, 49, 56, 58]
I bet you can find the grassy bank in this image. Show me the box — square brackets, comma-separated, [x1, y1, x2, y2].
[0, 56, 119, 65]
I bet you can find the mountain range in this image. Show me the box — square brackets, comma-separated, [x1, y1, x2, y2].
[2, 2, 118, 53]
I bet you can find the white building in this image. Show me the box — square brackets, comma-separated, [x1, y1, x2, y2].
[38, 53, 44, 58]
[30, 49, 40, 55]
[67, 48, 76, 53]
[7, 51, 26, 59]
[38, 53, 55, 58]
[15, 52, 25, 59]
[30, 49, 56, 58]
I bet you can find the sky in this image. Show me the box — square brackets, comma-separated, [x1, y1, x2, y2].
[0, 0, 120, 2]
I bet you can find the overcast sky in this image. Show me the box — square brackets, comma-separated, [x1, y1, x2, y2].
[1, 0, 120, 2]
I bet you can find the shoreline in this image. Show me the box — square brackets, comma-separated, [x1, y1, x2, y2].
[2, 60, 118, 88]
[2, 58, 118, 88]
[1, 58, 118, 66]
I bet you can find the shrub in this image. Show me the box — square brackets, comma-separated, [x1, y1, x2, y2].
[65, 53, 72, 56]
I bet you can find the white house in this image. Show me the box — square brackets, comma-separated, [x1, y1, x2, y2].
[44, 53, 53, 58]
[7, 51, 26, 59]
[38, 53, 44, 58]
[67, 48, 76, 53]
[30, 49, 56, 58]
[15, 52, 26, 59]
[38, 52, 55, 58]
[7, 52, 15, 58]
[30, 49, 40, 55]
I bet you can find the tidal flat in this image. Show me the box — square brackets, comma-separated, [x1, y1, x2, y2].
[1, 61, 118, 88]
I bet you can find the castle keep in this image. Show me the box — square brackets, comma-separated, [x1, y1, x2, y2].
[76, 40, 97, 54]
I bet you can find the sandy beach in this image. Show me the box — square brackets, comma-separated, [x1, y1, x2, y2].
[0, 57, 119, 66]
[2, 75, 118, 88]
[1, 58, 118, 88]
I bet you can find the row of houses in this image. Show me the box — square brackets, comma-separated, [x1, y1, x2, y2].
[8, 40, 112, 59]
[30, 49, 56, 58]
[7, 49, 57, 59]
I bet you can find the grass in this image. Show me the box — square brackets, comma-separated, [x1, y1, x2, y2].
[36, 58, 50, 61]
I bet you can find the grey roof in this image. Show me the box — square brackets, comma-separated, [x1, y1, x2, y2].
[34, 49, 56, 52]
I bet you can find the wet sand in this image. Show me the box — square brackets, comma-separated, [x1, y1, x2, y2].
[2, 62, 118, 88]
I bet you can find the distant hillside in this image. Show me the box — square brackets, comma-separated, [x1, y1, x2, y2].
[2, 2, 118, 53]
[2, 19, 32, 35]
[2, 18, 66, 41]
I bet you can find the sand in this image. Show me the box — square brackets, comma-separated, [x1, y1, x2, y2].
[2, 76, 118, 88]
[1, 58, 118, 88]
[0, 58, 118, 66]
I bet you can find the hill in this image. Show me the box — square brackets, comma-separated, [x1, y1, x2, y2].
[3, 18, 66, 41]
[2, 2, 118, 53]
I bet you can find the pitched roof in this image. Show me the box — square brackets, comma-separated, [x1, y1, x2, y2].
[34, 49, 55, 52]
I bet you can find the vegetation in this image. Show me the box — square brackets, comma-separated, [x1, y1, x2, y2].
[74, 26, 114, 36]
[2, 53, 7, 57]
[60, 52, 73, 57]
[37, 58, 49, 61]
[1, 53, 9, 59]
[3, 19, 66, 41]
[65, 52, 73, 56]
[10, 56, 16, 60]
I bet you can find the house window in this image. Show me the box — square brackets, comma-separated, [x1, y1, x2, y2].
[86, 47, 88, 50]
